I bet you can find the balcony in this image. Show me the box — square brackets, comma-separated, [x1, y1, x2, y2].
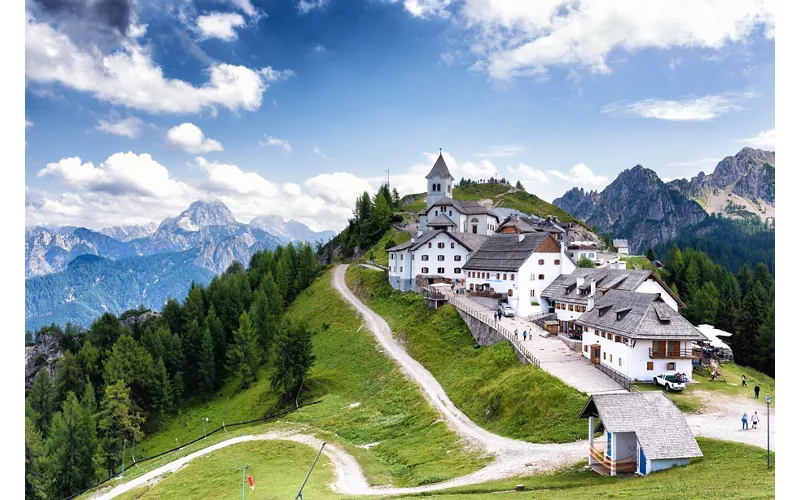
[589, 443, 636, 475]
[648, 348, 700, 359]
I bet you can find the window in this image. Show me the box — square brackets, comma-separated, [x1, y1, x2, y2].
[508, 289, 513, 296]
[568, 304, 574, 311]
[530, 290, 535, 297]
[667, 362, 676, 371]
[610, 354, 613, 363]
[615, 336, 621, 343]
[449, 211, 453, 216]
[438, 255, 445, 261]
[390, 254, 394, 260]
[584, 326, 588, 332]
[504, 273, 507, 280]
[454, 255, 462, 261]
[510, 274, 515, 280]
[619, 358, 622, 367]
[584, 345, 588, 353]
[595, 330, 599, 336]
[646, 362, 654, 371]
[471, 217, 479, 223]
[531, 274, 535, 280]
[400, 266, 403, 272]
[603, 352, 606, 360]
[438, 242, 445, 248]
[538, 274, 545, 280]
[538, 259, 544, 265]
[421, 267, 428, 273]
[451, 243, 455, 248]
[437, 267, 445, 274]
[496, 273, 500, 279]
[454, 268, 461, 274]
[428, 243, 432, 248]
[555, 259, 560, 265]
[400, 254, 403, 260]
[422, 255, 429, 261]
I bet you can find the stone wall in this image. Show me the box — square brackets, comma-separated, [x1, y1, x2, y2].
[455, 309, 530, 365]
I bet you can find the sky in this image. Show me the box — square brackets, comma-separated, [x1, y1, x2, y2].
[24, 0, 776, 232]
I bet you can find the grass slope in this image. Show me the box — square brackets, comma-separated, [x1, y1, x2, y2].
[121, 268, 485, 491]
[390, 438, 774, 500]
[367, 229, 412, 267]
[115, 441, 335, 500]
[346, 265, 587, 443]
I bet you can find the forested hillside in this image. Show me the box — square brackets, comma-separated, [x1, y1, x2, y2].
[25, 242, 320, 500]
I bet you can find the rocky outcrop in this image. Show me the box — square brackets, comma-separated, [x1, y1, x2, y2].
[25, 332, 64, 392]
[554, 165, 707, 253]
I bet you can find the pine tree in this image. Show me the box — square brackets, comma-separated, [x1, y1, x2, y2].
[183, 283, 206, 328]
[646, 248, 655, 262]
[757, 302, 775, 376]
[25, 417, 48, 500]
[687, 281, 720, 324]
[98, 381, 144, 476]
[249, 290, 273, 363]
[149, 358, 172, 431]
[271, 323, 316, 403]
[683, 257, 700, 297]
[54, 350, 84, 406]
[754, 262, 774, 294]
[197, 323, 216, 396]
[87, 312, 123, 352]
[28, 368, 55, 435]
[226, 312, 259, 389]
[103, 334, 153, 403]
[45, 392, 98, 498]
[733, 288, 765, 368]
[206, 305, 227, 383]
[515, 180, 524, 190]
[736, 263, 754, 297]
[162, 298, 185, 337]
[78, 340, 102, 391]
[185, 319, 204, 396]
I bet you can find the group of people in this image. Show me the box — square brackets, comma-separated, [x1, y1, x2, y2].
[741, 411, 760, 430]
[513, 329, 530, 341]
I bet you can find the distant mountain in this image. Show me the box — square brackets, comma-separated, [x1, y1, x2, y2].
[249, 214, 336, 245]
[552, 148, 775, 254]
[99, 222, 158, 242]
[25, 251, 214, 332]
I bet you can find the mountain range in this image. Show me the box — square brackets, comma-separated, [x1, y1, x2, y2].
[25, 201, 335, 331]
[553, 148, 775, 253]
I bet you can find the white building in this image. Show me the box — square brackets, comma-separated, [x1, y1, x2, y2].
[613, 239, 630, 256]
[575, 290, 707, 383]
[462, 233, 576, 318]
[417, 154, 500, 235]
[567, 241, 599, 261]
[387, 229, 488, 291]
[580, 392, 703, 476]
[540, 268, 683, 335]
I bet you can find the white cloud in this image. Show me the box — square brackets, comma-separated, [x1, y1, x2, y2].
[259, 135, 292, 153]
[224, 0, 258, 17]
[740, 128, 775, 149]
[259, 66, 296, 82]
[667, 157, 721, 168]
[95, 117, 144, 139]
[26, 118, 34, 128]
[557, 163, 610, 188]
[297, 0, 329, 14]
[25, 13, 288, 115]
[312, 43, 327, 53]
[37, 152, 194, 198]
[166, 123, 224, 153]
[602, 92, 759, 121]
[313, 146, 331, 160]
[407, 0, 775, 81]
[197, 12, 246, 41]
[477, 145, 524, 158]
[507, 163, 549, 185]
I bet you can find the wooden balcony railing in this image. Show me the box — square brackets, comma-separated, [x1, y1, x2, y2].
[589, 443, 636, 474]
[649, 348, 699, 359]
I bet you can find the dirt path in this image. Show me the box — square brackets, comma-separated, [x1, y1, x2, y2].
[685, 391, 776, 451]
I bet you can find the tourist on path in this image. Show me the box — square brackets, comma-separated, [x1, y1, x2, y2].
[514, 329, 518, 340]
[742, 374, 747, 387]
[493, 311, 497, 321]
[741, 412, 749, 430]
[754, 383, 761, 399]
[523, 330, 528, 341]
[752, 411, 759, 430]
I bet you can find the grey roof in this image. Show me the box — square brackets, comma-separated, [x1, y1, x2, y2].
[498, 214, 565, 234]
[575, 290, 706, 340]
[613, 239, 629, 248]
[540, 268, 684, 308]
[426, 154, 454, 180]
[386, 229, 485, 253]
[450, 232, 490, 252]
[462, 233, 551, 271]
[579, 392, 703, 460]
[428, 196, 498, 218]
[428, 214, 456, 227]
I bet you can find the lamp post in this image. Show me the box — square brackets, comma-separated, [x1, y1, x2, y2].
[241, 465, 250, 500]
[765, 394, 772, 469]
[202, 417, 209, 438]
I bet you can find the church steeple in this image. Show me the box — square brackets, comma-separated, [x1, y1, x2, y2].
[426, 151, 453, 209]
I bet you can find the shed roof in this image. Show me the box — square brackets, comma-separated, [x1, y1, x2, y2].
[462, 233, 551, 271]
[575, 290, 706, 340]
[579, 392, 703, 460]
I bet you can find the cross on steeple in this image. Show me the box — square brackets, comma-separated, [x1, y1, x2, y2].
[439, 147, 442, 155]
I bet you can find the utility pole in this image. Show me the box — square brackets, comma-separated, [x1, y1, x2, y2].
[121, 438, 127, 478]
[295, 442, 327, 500]
[241, 465, 249, 500]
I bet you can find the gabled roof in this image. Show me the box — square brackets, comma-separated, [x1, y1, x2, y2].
[579, 392, 703, 461]
[428, 214, 456, 227]
[386, 229, 486, 253]
[428, 197, 498, 218]
[498, 214, 565, 234]
[426, 154, 454, 180]
[462, 233, 552, 271]
[575, 290, 706, 340]
[540, 268, 684, 308]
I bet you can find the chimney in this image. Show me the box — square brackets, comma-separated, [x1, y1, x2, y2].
[590, 279, 596, 297]
[576, 276, 585, 287]
[518, 233, 525, 242]
[587, 296, 595, 311]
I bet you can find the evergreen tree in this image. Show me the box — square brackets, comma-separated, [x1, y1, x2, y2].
[149, 358, 172, 431]
[197, 323, 216, 396]
[103, 334, 153, 404]
[515, 180, 524, 190]
[78, 340, 102, 391]
[754, 262, 774, 292]
[206, 305, 227, 382]
[736, 263, 754, 297]
[683, 257, 701, 297]
[271, 323, 316, 403]
[98, 381, 144, 476]
[226, 312, 259, 389]
[185, 319, 205, 396]
[391, 187, 400, 207]
[45, 392, 98, 498]
[715, 271, 742, 333]
[666, 244, 684, 278]
[577, 256, 595, 268]
[88, 312, 123, 352]
[249, 290, 273, 363]
[28, 368, 55, 435]
[162, 298, 185, 337]
[646, 247, 655, 262]
[183, 283, 206, 329]
[25, 417, 48, 500]
[686, 281, 720, 324]
[757, 302, 775, 376]
[732, 288, 765, 368]
[54, 350, 84, 406]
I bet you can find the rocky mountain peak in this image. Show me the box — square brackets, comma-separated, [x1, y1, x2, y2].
[160, 199, 238, 232]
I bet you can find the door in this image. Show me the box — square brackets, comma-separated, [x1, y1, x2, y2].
[591, 346, 601, 365]
[638, 447, 647, 475]
[472, 225, 478, 233]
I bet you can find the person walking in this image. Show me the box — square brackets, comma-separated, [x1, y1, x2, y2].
[752, 411, 759, 430]
[493, 311, 497, 322]
[742, 374, 747, 387]
[741, 412, 749, 430]
[523, 330, 528, 341]
[754, 383, 761, 399]
[514, 329, 519, 340]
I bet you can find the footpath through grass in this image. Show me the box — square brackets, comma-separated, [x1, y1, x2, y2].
[346, 265, 587, 444]
[117, 268, 486, 491]
[389, 438, 774, 500]
[114, 441, 336, 500]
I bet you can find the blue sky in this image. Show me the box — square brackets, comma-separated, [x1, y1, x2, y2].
[24, 0, 776, 231]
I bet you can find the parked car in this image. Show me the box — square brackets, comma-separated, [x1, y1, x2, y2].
[653, 373, 686, 392]
[501, 304, 515, 317]
[594, 258, 604, 266]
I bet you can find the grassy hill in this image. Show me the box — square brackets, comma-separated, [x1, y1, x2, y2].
[104, 267, 486, 494]
[400, 183, 585, 226]
[346, 265, 587, 443]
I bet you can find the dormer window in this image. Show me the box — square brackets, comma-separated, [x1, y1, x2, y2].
[598, 305, 612, 317]
[614, 308, 631, 321]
